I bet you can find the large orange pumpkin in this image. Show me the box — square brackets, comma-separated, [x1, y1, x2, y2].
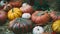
[31, 11, 50, 25]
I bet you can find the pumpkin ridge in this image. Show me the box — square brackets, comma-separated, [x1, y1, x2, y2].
[16, 12, 20, 17]
[36, 12, 45, 16]
[11, 14, 15, 20]
[31, 11, 50, 25]
[9, 14, 12, 20]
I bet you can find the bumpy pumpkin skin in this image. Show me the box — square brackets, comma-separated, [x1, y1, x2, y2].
[31, 11, 50, 25]
[8, 18, 33, 34]
[8, 8, 22, 20]
[52, 20, 60, 33]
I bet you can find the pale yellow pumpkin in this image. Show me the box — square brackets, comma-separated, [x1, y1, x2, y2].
[52, 20, 60, 32]
[8, 8, 22, 20]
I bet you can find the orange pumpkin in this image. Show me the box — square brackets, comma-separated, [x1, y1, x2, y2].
[0, 10, 7, 25]
[9, 0, 22, 7]
[50, 11, 60, 21]
[50, 11, 57, 21]
[58, 16, 60, 20]
[31, 11, 50, 25]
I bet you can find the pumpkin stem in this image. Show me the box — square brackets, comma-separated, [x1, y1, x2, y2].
[36, 12, 44, 16]
[12, 8, 14, 12]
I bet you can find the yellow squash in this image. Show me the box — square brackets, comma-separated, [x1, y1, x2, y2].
[8, 8, 22, 20]
[52, 20, 60, 32]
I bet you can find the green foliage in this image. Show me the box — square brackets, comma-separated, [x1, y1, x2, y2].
[32, 0, 49, 10]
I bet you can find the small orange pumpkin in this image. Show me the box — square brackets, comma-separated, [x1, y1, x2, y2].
[31, 11, 50, 25]
[50, 11, 60, 21]
[9, 0, 22, 7]
[50, 11, 57, 21]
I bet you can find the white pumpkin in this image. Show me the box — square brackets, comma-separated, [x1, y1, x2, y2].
[22, 3, 28, 7]
[0, 1, 5, 6]
[22, 13, 31, 19]
[33, 26, 44, 34]
[20, 3, 33, 13]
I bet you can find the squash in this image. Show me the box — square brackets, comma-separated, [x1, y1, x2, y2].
[50, 11, 58, 21]
[20, 3, 34, 14]
[9, 2, 21, 7]
[0, 10, 7, 25]
[22, 13, 31, 19]
[9, 0, 22, 7]
[3, 4, 12, 12]
[33, 26, 44, 34]
[31, 11, 50, 25]
[50, 11, 60, 21]
[8, 8, 22, 20]
[52, 20, 60, 33]
[8, 18, 33, 34]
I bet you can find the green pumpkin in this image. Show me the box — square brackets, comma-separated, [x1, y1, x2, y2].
[8, 18, 33, 34]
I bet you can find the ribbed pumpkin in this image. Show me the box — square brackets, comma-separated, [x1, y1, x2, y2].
[50, 11, 60, 21]
[8, 8, 22, 20]
[52, 20, 60, 33]
[8, 18, 33, 34]
[31, 11, 50, 25]
[33, 26, 44, 34]
[22, 13, 31, 19]
[9, 0, 22, 7]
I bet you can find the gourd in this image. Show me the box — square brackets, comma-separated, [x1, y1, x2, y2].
[3, 4, 12, 12]
[33, 26, 44, 34]
[8, 18, 33, 34]
[31, 11, 50, 25]
[0, 10, 7, 25]
[8, 8, 22, 20]
[52, 20, 60, 33]
[20, 3, 34, 14]
[50, 11, 60, 21]
[22, 13, 31, 19]
[9, 0, 22, 7]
